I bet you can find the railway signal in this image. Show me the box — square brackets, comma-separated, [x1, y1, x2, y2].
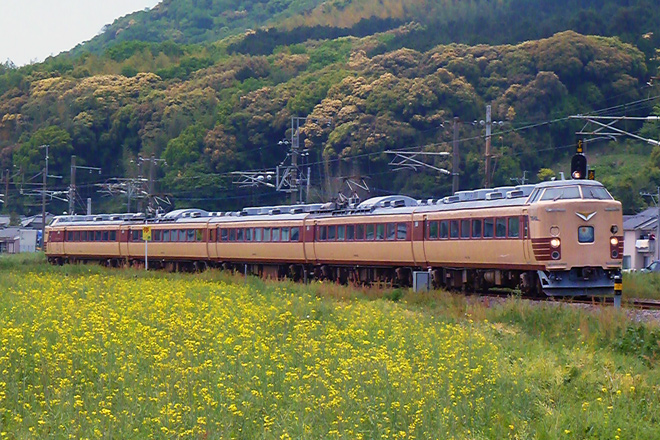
[571, 140, 587, 179]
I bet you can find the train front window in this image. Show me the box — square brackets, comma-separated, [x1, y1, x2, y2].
[540, 186, 580, 201]
[581, 186, 612, 200]
[578, 226, 594, 243]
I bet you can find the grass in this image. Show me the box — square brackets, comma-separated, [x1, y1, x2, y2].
[622, 272, 660, 300]
[0, 254, 659, 439]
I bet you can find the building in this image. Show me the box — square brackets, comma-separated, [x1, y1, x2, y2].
[623, 207, 659, 271]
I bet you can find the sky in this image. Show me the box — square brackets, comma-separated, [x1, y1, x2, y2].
[0, 0, 161, 66]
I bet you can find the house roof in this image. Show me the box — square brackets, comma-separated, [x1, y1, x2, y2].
[623, 207, 659, 231]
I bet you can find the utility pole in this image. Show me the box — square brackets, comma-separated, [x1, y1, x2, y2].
[4, 169, 9, 208]
[40, 144, 49, 250]
[290, 118, 300, 204]
[68, 155, 101, 215]
[452, 117, 459, 194]
[485, 105, 492, 188]
[69, 155, 76, 215]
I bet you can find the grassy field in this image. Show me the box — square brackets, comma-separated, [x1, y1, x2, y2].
[0, 255, 659, 439]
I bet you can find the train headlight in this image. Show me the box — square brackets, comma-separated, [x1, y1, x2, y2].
[550, 238, 561, 248]
[610, 237, 619, 246]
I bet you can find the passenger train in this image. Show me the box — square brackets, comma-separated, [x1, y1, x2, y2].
[45, 179, 623, 296]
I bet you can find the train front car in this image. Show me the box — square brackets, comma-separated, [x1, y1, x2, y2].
[527, 180, 623, 296]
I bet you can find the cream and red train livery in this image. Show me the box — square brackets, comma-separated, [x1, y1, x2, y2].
[45, 180, 623, 296]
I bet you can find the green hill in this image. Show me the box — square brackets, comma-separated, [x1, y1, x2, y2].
[1, 0, 660, 215]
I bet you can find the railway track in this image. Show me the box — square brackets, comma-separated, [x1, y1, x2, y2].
[477, 291, 660, 310]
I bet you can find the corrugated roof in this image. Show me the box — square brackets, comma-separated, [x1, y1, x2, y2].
[623, 207, 658, 230]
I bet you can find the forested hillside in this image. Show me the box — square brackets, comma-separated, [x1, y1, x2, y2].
[1, 0, 660, 215]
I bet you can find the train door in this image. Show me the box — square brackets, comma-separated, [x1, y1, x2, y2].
[413, 215, 428, 266]
[119, 227, 130, 260]
[522, 210, 532, 263]
[303, 220, 317, 264]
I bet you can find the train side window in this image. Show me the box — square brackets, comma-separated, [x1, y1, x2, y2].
[376, 224, 385, 240]
[460, 220, 470, 239]
[94, 231, 102, 241]
[245, 228, 252, 242]
[337, 225, 345, 241]
[67, 231, 73, 241]
[484, 218, 494, 238]
[74, 231, 80, 241]
[319, 226, 327, 241]
[290, 227, 300, 242]
[508, 217, 520, 238]
[236, 228, 244, 242]
[496, 218, 506, 238]
[196, 230, 203, 241]
[397, 223, 407, 240]
[281, 227, 290, 241]
[163, 229, 171, 242]
[229, 229, 236, 242]
[219, 228, 226, 242]
[102, 231, 109, 241]
[385, 223, 395, 240]
[472, 219, 482, 238]
[440, 221, 449, 239]
[450, 220, 459, 239]
[366, 224, 375, 240]
[110, 231, 117, 241]
[347, 225, 355, 240]
[272, 228, 280, 242]
[264, 228, 272, 242]
[357, 224, 365, 240]
[429, 221, 439, 239]
[254, 228, 263, 242]
[328, 226, 336, 241]
[131, 230, 140, 241]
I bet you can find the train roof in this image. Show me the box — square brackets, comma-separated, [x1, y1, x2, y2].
[49, 180, 609, 227]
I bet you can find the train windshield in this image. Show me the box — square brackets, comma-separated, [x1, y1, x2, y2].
[580, 185, 612, 200]
[540, 186, 581, 201]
